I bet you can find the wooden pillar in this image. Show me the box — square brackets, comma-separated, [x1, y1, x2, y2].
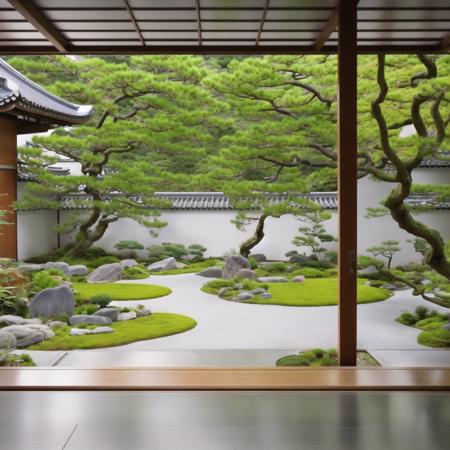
[0, 117, 18, 260]
[337, 0, 358, 366]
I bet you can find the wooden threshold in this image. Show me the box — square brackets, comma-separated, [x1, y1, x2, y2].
[1, 368, 449, 391]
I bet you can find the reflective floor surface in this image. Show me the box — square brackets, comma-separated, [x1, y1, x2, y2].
[0, 391, 449, 450]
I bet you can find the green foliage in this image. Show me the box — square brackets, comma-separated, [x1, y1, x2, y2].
[264, 262, 289, 273]
[29, 313, 197, 350]
[277, 348, 338, 367]
[0, 285, 28, 317]
[28, 270, 61, 295]
[291, 268, 325, 278]
[122, 265, 150, 280]
[396, 306, 445, 327]
[418, 329, 450, 348]
[114, 240, 144, 251]
[74, 304, 100, 315]
[367, 240, 401, 269]
[0, 353, 35, 367]
[147, 242, 207, 262]
[357, 256, 383, 269]
[397, 312, 419, 326]
[155, 259, 219, 275]
[88, 294, 112, 308]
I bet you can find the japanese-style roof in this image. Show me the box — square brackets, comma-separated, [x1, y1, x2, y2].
[419, 152, 450, 168]
[0, 57, 93, 125]
[17, 163, 70, 181]
[0, 0, 448, 55]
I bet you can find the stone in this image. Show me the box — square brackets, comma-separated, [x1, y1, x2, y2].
[69, 328, 92, 336]
[443, 323, 450, 331]
[218, 287, 229, 298]
[120, 259, 138, 268]
[21, 318, 42, 325]
[17, 263, 44, 273]
[136, 308, 152, 318]
[91, 326, 114, 334]
[0, 325, 45, 347]
[87, 262, 123, 283]
[147, 257, 178, 272]
[93, 307, 119, 322]
[67, 264, 89, 276]
[0, 315, 25, 326]
[117, 311, 137, 321]
[45, 261, 70, 275]
[250, 253, 267, 262]
[223, 255, 250, 279]
[234, 283, 244, 290]
[69, 315, 112, 326]
[250, 288, 266, 295]
[358, 265, 379, 276]
[48, 321, 67, 328]
[258, 276, 289, 283]
[23, 324, 54, 340]
[175, 262, 188, 269]
[197, 267, 223, 278]
[236, 268, 257, 280]
[260, 292, 273, 299]
[232, 292, 254, 302]
[29, 284, 75, 318]
[292, 275, 305, 283]
[0, 330, 17, 350]
[381, 284, 397, 290]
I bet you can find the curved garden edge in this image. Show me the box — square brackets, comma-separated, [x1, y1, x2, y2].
[27, 313, 197, 351]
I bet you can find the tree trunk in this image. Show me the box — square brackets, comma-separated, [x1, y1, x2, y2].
[239, 214, 268, 257]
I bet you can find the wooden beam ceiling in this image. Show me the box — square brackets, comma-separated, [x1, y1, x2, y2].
[255, 0, 270, 46]
[123, 0, 145, 46]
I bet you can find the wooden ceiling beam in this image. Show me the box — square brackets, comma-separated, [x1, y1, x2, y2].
[123, 0, 145, 46]
[255, 0, 270, 46]
[6, 0, 70, 52]
[195, 0, 202, 46]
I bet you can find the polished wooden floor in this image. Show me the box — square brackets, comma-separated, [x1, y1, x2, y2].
[0, 391, 449, 450]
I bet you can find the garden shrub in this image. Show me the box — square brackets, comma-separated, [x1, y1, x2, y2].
[277, 348, 338, 366]
[90, 255, 120, 268]
[248, 257, 258, 270]
[0, 285, 28, 317]
[324, 268, 338, 277]
[397, 312, 418, 326]
[89, 294, 112, 308]
[291, 268, 325, 278]
[74, 304, 99, 315]
[147, 242, 207, 262]
[123, 265, 150, 280]
[418, 328, 450, 348]
[415, 306, 430, 321]
[114, 240, 144, 256]
[397, 307, 446, 328]
[264, 262, 289, 273]
[324, 251, 338, 264]
[357, 255, 383, 269]
[29, 270, 61, 295]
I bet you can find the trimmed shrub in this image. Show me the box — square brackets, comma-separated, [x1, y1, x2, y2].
[291, 268, 325, 278]
[123, 265, 150, 280]
[90, 256, 120, 268]
[89, 294, 112, 308]
[415, 306, 430, 321]
[74, 304, 99, 315]
[397, 312, 418, 326]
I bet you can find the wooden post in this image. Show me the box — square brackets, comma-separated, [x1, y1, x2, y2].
[337, 0, 358, 366]
[0, 117, 18, 260]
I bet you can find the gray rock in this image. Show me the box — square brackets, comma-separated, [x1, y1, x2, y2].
[381, 284, 397, 290]
[69, 328, 92, 336]
[87, 262, 123, 283]
[218, 287, 229, 298]
[136, 308, 152, 318]
[0, 330, 17, 350]
[234, 283, 244, 290]
[67, 264, 89, 276]
[45, 261, 70, 275]
[48, 320, 67, 328]
[69, 315, 112, 326]
[93, 307, 119, 322]
[91, 326, 114, 334]
[21, 318, 42, 325]
[443, 323, 450, 331]
[197, 267, 223, 278]
[292, 275, 305, 282]
[260, 292, 273, 299]
[250, 288, 266, 295]
[17, 263, 44, 273]
[120, 259, 138, 268]
[29, 284, 74, 318]
[147, 257, 178, 272]
[250, 253, 267, 262]
[0, 315, 25, 326]
[175, 262, 188, 269]
[23, 324, 54, 340]
[117, 311, 137, 321]
[258, 276, 289, 283]
[1, 325, 45, 347]
[358, 265, 379, 276]
[223, 255, 250, 279]
[232, 292, 254, 302]
[236, 268, 257, 280]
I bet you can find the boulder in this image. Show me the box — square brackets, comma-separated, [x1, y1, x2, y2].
[117, 311, 137, 321]
[136, 308, 152, 318]
[1, 325, 45, 347]
[17, 263, 44, 273]
[292, 275, 305, 283]
[197, 267, 223, 278]
[29, 284, 75, 318]
[69, 328, 92, 336]
[93, 307, 119, 322]
[260, 292, 273, 299]
[69, 315, 112, 326]
[22, 318, 42, 325]
[218, 287, 229, 298]
[223, 255, 250, 279]
[23, 324, 54, 340]
[234, 283, 244, 290]
[381, 284, 397, 290]
[147, 257, 178, 272]
[67, 264, 89, 276]
[120, 259, 138, 268]
[45, 261, 70, 275]
[258, 276, 289, 283]
[236, 268, 258, 280]
[250, 288, 266, 295]
[0, 315, 25, 326]
[48, 320, 67, 328]
[358, 265, 379, 276]
[87, 262, 123, 283]
[232, 292, 254, 302]
[250, 253, 267, 262]
[91, 326, 114, 334]
[0, 330, 17, 350]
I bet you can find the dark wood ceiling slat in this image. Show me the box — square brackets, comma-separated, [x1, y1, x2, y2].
[255, 0, 270, 46]
[195, 0, 202, 46]
[122, 0, 145, 46]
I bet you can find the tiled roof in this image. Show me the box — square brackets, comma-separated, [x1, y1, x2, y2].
[17, 164, 70, 181]
[0, 58, 93, 125]
[419, 152, 450, 168]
